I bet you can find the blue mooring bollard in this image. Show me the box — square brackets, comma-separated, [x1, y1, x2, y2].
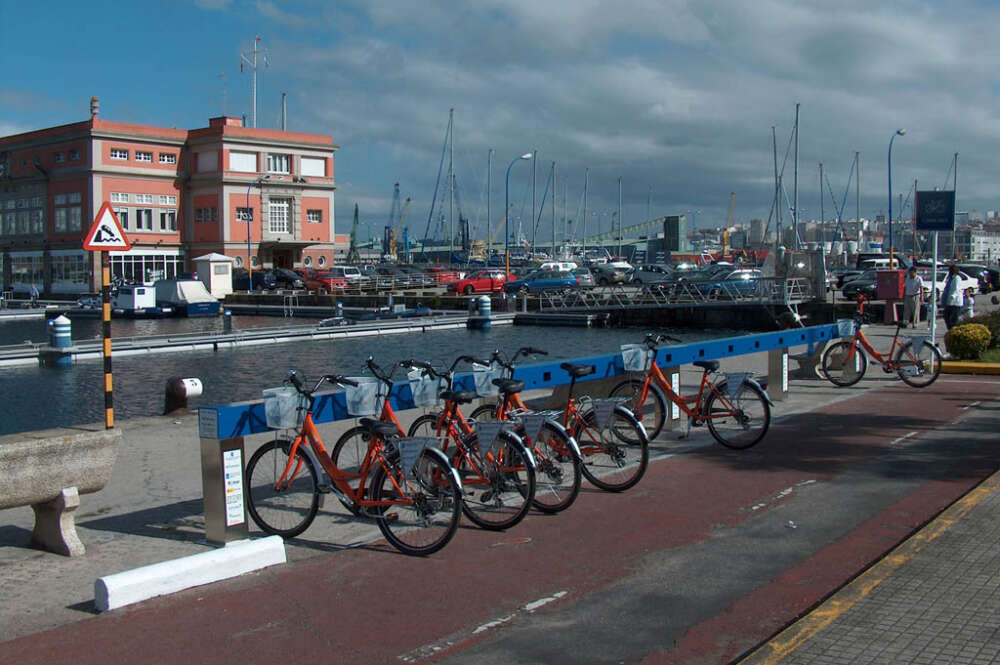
[41, 314, 74, 368]
[467, 294, 492, 330]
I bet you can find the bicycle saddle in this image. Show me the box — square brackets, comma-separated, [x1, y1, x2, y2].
[492, 378, 525, 394]
[359, 418, 400, 438]
[693, 360, 720, 372]
[560, 362, 595, 379]
[441, 389, 476, 404]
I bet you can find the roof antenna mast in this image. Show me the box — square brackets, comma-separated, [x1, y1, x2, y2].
[240, 35, 269, 127]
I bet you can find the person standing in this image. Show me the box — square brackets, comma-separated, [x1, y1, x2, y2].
[29, 283, 39, 308]
[962, 287, 976, 320]
[902, 266, 924, 328]
[941, 264, 963, 330]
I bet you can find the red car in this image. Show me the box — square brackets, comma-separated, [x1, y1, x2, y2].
[448, 269, 511, 294]
[297, 268, 346, 292]
[424, 266, 461, 284]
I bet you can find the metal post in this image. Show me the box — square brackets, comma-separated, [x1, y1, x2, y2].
[618, 177, 623, 257]
[793, 103, 800, 250]
[101, 252, 113, 428]
[582, 168, 588, 259]
[888, 129, 906, 263]
[551, 162, 556, 257]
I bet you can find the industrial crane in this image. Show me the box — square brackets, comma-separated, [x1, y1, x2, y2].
[347, 203, 361, 263]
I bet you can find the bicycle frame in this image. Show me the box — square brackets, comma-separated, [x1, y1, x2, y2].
[843, 325, 905, 368]
[634, 361, 738, 423]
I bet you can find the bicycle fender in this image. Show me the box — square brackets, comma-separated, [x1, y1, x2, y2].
[499, 429, 537, 470]
[543, 419, 583, 461]
[292, 444, 330, 507]
[744, 377, 774, 406]
[613, 404, 649, 443]
[420, 446, 463, 491]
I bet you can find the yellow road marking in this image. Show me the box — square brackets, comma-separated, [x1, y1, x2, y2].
[736, 468, 1000, 665]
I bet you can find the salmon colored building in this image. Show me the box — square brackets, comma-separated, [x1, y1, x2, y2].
[0, 97, 340, 294]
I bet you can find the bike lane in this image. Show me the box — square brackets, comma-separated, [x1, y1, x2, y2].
[2, 376, 997, 665]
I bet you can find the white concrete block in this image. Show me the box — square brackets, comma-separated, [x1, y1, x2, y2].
[94, 536, 286, 612]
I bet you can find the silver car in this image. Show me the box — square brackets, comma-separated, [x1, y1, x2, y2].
[573, 267, 596, 288]
[631, 264, 674, 284]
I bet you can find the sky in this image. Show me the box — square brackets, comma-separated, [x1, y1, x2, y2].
[2, 0, 997, 246]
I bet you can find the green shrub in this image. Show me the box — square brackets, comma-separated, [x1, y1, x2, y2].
[965, 311, 1000, 348]
[944, 323, 992, 360]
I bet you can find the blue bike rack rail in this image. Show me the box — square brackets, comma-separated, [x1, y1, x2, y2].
[198, 323, 844, 441]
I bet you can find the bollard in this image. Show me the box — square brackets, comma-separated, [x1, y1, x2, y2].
[477, 294, 491, 330]
[222, 309, 232, 332]
[767, 348, 789, 401]
[468, 296, 478, 315]
[521, 292, 528, 313]
[663, 366, 681, 430]
[164, 377, 203, 414]
[40, 314, 74, 368]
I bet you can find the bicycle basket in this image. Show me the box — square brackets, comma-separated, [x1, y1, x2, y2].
[472, 362, 504, 397]
[518, 409, 563, 441]
[474, 421, 506, 456]
[621, 344, 653, 372]
[836, 319, 854, 337]
[343, 377, 387, 416]
[394, 437, 437, 479]
[262, 386, 307, 429]
[587, 398, 630, 430]
[408, 370, 446, 408]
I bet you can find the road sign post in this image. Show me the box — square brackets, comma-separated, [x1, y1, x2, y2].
[83, 203, 131, 429]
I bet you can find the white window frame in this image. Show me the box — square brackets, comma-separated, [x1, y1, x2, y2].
[111, 192, 129, 203]
[135, 151, 153, 163]
[159, 153, 176, 164]
[268, 198, 290, 233]
[54, 152, 65, 163]
[135, 193, 153, 204]
[307, 209, 322, 224]
[114, 206, 129, 230]
[135, 208, 153, 231]
[110, 148, 129, 160]
[300, 157, 325, 177]
[229, 151, 257, 173]
[266, 153, 290, 174]
[159, 209, 177, 232]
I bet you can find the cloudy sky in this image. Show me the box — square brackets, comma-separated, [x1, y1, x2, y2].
[2, 0, 996, 245]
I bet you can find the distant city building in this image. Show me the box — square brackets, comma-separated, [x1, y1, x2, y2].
[0, 98, 342, 293]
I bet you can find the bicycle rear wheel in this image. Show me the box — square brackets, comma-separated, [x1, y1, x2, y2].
[469, 403, 499, 422]
[573, 406, 649, 492]
[330, 425, 374, 515]
[821, 340, 868, 387]
[609, 379, 666, 440]
[246, 439, 319, 538]
[371, 451, 461, 556]
[704, 381, 770, 450]
[408, 413, 443, 437]
[530, 422, 582, 513]
[459, 433, 536, 530]
[895, 341, 942, 388]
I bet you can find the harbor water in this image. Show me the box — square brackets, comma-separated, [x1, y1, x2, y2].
[0, 316, 734, 436]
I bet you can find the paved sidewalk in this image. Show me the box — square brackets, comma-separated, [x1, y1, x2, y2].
[739, 466, 1000, 665]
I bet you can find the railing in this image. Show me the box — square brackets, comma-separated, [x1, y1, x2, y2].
[538, 277, 815, 311]
[199, 323, 843, 439]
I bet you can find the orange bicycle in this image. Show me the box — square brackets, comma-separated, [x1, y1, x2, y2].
[402, 357, 537, 530]
[821, 300, 942, 388]
[246, 371, 462, 556]
[609, 334, 772, 449]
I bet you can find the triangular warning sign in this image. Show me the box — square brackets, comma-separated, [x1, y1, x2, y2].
[83, 202, 131, 251]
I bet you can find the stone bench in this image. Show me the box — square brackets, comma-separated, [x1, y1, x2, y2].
[0, 426, 121, 556]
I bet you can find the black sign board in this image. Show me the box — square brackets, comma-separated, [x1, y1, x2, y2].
[915, 190, 955, 232]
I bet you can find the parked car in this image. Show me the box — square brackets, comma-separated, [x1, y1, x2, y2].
[298, 268, 346, 291]
[572, 266, 596, 288]
[448, 269, 510, 294]
[631, 264, 674, 284]
[270, 267, 305, 289]
[592, 262, 631, 286]
[232, 268, 276, 291]
[980, 267, 1000, 293]
[502, 269, 580, 294]
[918, 268, 978, 302]
[424, 266, 461, 284]
[692, 269, 761, 299]
[396, 265, 436, 287]
[841, 270, 878, 300]
[327, 265, 362, 284]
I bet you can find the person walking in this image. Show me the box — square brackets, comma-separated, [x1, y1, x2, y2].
[29, 283, 39, 308]
[902, 266, 924, 328]
[941, 264, 963, 330]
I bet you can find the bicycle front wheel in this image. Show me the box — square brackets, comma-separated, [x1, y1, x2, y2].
[468, 403, 499, 422]
[573, 406, 649, 492]
[408, 413, 443, 437]
[459, 433, 536, 530]
[330, 425, 375, 515]
[371, 450, 461, 556]
[821, 340, 868, 387]
[895, 341, 942, 388]
[609, 378, 666, 440]
[531, 422, 582, 513]
[246, 439, 319, 538]
[704, 381, 771, 450]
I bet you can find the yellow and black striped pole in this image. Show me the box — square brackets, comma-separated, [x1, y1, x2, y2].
[101, 251, 114, 429]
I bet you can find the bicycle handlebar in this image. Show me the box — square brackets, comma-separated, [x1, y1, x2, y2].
[643, 332, 682, 348]
[286, 371, 358, 396]
[366, 357, 394, 385]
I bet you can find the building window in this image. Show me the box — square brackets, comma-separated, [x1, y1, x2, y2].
[236, 207, 253, 222]
[304, 256, 313, 267]
[266, 154, 290, 174]
[195, 207, 217, 223]
[268, 198, 290, 233]
[111, 192, 129, 203]
[68, 192, 81, 204]
[114, 207, 129, 230]
[53, 194, 66, 205]
[54, 152, 65, 163]
[110, 148, 129, 160]
[136, 151, 153, 163]
[307, 209, 322, 224]
[159, 195, 177, 206]
[136, 208, 153, 231]
[30, 210, 44, 234]
[318, 255, 327, 267]
[230, 151, 257, 173]
[69, 149, 81, 161]
[159, 153, 176, 164]
[135, 193, 153, 204]
[159, 209, 177, 231]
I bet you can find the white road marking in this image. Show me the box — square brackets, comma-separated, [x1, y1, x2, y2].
[748, 480, 816, 512]
[889, 431, 920, 447]
[961, 400, 982, 410]
[523, 590, 568, 612]
[472, 615, 515, 634]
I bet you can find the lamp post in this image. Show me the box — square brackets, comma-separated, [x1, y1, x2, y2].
[246, 174, 270, 291]
[887, 128, 906, 264]
[505, 152, 533, 275]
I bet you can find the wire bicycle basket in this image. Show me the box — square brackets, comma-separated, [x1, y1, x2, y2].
[343, 377, 388, 416]
[472, 362, 505, 397]
[407, 370, 447, 408]
[262, 386, 308, 429]
[621, 344, 653, 372]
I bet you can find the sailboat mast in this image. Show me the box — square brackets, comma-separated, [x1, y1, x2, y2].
[448, 108, 454, 265]
[772, 126, 780, 252]
[618, 177, 623, 258]
[551, 162, 556, 257]
[793, 102, 800, 250]
[532, 149, 537, 250]
[487, 148, 493, 252]
[583, 168, 589, 258]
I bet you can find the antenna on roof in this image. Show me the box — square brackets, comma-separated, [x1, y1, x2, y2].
[240, 35, 269, 128]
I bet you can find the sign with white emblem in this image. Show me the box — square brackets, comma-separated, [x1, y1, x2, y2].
[83, 202, 132, 251]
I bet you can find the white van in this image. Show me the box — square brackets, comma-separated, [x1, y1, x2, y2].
[859, 258, 906, 271]
[539, 261, 578, 272]
[327, 265, 362, 283]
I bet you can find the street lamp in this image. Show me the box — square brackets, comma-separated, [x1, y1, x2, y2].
[246, 174, 270, 291]
[505, 152, 533, 274]
[888, 128, 906, 264]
